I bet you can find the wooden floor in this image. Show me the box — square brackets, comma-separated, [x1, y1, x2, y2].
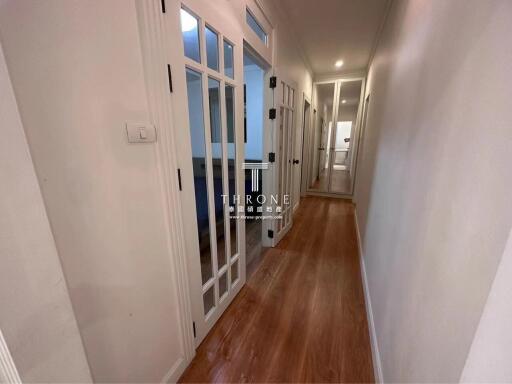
[180, 196, 374, 383]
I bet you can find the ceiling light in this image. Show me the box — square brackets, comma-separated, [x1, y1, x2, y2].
[342, 99, 347, 104]
[335, 60, 344, 68]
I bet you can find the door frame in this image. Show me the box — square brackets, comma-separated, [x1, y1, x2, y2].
[299, 93, 311, 199]
[243, 43, 274, 249]
[135, 1, 195, 380]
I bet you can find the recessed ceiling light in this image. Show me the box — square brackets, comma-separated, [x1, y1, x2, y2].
[342, 99, 347, 104]
[335, 60, 344, 68]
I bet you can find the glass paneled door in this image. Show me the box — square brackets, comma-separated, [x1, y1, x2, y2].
[266, 72, 296, 245]
[168, 1, 245, 346]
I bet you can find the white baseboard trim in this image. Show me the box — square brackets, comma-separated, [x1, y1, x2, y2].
[161, 356, 189, 384]
[0, 330, 21, 384]
[354, 211, 383, 383]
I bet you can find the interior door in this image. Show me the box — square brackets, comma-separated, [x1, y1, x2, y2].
[167, 0, 245, 345]
[271, 72, 296, 244]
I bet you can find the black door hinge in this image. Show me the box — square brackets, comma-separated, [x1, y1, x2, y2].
[268, 229, 274, 239]
[192, 321, 196, 338]
[269, 76, 277, 89]
[177, 168, 182, 191]
[167, 64, 173, 93]
[268, 152, 275, 163]
[269, 108, 276, 120]
[161, 0, 166, 13]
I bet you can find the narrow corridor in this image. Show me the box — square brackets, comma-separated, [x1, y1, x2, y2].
[180, 197, 373, 383]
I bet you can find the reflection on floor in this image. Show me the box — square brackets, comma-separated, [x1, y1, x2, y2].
[180, 196, 374, 383]
[311, 168, 352, 193]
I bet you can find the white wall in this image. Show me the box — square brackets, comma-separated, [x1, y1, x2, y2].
[0, 0, 187, 382]
[0, 39, 91, 383]
[461, 228, 512, 382]
[354, 0, 512, 381]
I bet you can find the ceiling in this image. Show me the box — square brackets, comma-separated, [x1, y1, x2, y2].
[276, 0, 390, 76]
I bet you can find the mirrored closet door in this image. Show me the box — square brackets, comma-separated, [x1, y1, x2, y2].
[307, 78, 365, 196]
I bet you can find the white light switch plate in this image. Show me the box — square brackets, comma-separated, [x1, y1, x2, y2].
[126, 122, 157, 143]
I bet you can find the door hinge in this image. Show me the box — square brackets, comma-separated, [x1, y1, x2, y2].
[161, 0, 166, 13]
[192, 321, 196, 338]
[269, 108, 276, 120]
[269, 76, 277, 89]
[268, 152, 275, 163]
[268, 229, 274, 239]
[177, 168, 182, 191]
[167, 64, 173, 93]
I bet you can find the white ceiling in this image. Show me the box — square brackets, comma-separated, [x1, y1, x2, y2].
[276, 0, 390, 76]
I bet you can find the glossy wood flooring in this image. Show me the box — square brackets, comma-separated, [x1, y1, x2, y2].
[180, 196, 374, 383]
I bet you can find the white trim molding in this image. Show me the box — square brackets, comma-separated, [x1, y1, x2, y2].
[0, 330, 22, 384]
[354, 210, 383, 383]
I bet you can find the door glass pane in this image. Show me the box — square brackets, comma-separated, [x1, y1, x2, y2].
[219, 272, 228, 298]
[208, 78, 227, 270]
[203, 285, 215, 315]
[185, 68, 213, 285]
[205, 26, 219, 71]
[224, 40, 234, 79]
[330, 80, 363, 194]
[309, 82, 336, 192]
[231, 259, 239, 284]
[225, 85, 238, 257]
[180, 9, 201, 63]
[246, 9, 267, 45]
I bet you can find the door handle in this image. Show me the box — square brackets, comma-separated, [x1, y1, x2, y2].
[293, 159, 300, 165]
[318, 147, 325, 150]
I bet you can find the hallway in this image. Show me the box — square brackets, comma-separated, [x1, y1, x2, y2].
[180, 197, 374, 383]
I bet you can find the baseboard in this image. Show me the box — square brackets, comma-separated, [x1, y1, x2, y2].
[354, 211, 383, 383]
[161, 356, 189, 384]
[0, 330, 21, 384]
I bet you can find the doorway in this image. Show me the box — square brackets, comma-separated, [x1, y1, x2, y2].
[243, 50, 268, 275]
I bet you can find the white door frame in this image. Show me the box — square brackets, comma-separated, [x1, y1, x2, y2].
[299, 93, 312, 198]
[135, 1, 195, 379]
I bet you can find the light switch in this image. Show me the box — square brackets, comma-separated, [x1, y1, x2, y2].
[126, 122, 156, 143]
[139, 127, 147, 139]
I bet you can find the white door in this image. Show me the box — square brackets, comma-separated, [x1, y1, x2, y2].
[269, 72, 297, 245]
[166, 0, 245, 345]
